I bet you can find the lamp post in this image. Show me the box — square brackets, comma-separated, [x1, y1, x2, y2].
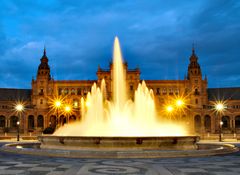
[15, 104, 24, 141]
[215, 103, 224, 142]
[17, 121, 20, 141]
[219, 121, 223, 142]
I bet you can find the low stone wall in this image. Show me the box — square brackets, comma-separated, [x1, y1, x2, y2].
[38, 136, 199, 151]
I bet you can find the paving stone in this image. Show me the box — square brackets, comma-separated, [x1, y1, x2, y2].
[0, 142, 239, 175]
[0, 170, 25, 174]
[29, 167, 55, 171]
[46, 171, 64, 175]
[185, 173, 216, 175]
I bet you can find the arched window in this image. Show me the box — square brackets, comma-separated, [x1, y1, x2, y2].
[0, 115, 5, 127]
[204, 115, 211, 132]
[37, 115, 44, 128]
[28, 115, 34, 129]
[235, 116, 240, 128]
[58, 88, 62, 95]
[222, 116, 230, 129]
[77, 88, 81, 95]
[71, 88, 76, 95]
[64, 88, 69, 95]
[194, 115, 201, 133]
[73, 99, 78, 108]
[10, 116, 18, 128]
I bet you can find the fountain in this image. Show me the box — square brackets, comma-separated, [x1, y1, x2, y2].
[2, 37, 238, 158]
[38, 37, 199, 152]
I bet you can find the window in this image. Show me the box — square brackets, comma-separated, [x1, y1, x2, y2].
[175, 89, 179, 95]
[130, 85, 133, 91]
[40, 99, 43, 104]
[162, 88, 167, 95]
[71, 88, 76, 95]
[73, 99, 78, 108]
[77, 88, 81, 95]
[169, 88, 173, 95]
[194, 88, 200, 95]
[39, 88, 44, 95]
[64, 88, 69, 95]
[58, 88, 62, 95]
[195, 99, 198, 104]
[0, 116, 5, 127]
[156, 88, 160, 95]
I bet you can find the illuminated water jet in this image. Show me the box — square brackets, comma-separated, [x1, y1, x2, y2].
[53, 37, 187, 137]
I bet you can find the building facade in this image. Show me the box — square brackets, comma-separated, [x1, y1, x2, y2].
[0, 47, 240, 138]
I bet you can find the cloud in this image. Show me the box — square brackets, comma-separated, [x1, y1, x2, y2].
[0, 0, 240, 88]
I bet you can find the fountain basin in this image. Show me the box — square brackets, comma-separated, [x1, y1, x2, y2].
[1, 140, 238, 159]
[38, 136, 199, 151]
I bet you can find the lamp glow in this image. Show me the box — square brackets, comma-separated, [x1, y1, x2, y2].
[65, 105, 71, 113]
[15, 104, 24, 112]
[215, 103, 224, 111]
[176, 99, 184, 107]
[55, 100, 62, 108]
[166, 105, 174, 113]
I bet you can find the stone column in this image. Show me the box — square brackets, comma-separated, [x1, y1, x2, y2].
[5, 116, 8, 127]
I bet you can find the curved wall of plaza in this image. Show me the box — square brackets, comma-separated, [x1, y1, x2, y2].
[0, 47, 240, 138]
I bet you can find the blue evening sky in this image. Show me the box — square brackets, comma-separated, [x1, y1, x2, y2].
[0, 0, 240, 88]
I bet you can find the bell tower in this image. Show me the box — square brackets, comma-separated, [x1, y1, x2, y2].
[187, 45, 207, 108]
[32, 47, 53, 109]
[37, 47, 51, 80]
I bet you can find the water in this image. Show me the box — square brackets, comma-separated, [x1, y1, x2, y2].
[54, 37, 186, 136]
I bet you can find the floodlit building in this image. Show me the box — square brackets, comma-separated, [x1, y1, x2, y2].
[0, 47, 240, 139]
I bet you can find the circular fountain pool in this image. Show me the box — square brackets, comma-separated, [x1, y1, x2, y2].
[1, 140, 238, 158]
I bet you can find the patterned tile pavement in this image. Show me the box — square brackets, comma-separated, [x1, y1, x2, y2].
[0, 143, 239, 175]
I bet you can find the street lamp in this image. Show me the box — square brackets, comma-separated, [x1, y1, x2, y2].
[219, 121, 223, 142]
[17, 121, 20, 141]
[54, 100, 62, 128]
[175, 98, 185, 121]
[215, 102, 225, 142]
[64, 105, 72, 124]
[15, 103, 24, 141]
[176, 99, 184, 108]
[166, 105, 174, 113]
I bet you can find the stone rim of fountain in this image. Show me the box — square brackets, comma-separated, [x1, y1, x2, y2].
[1, 141, 238, 159]
[38, 135, 200, 151]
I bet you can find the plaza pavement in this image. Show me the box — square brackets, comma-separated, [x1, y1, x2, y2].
[0, 141, 239, 175]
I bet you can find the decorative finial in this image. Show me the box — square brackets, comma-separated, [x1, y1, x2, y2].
[43, 45, 46, 56]
[192, 42, 195, 54]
